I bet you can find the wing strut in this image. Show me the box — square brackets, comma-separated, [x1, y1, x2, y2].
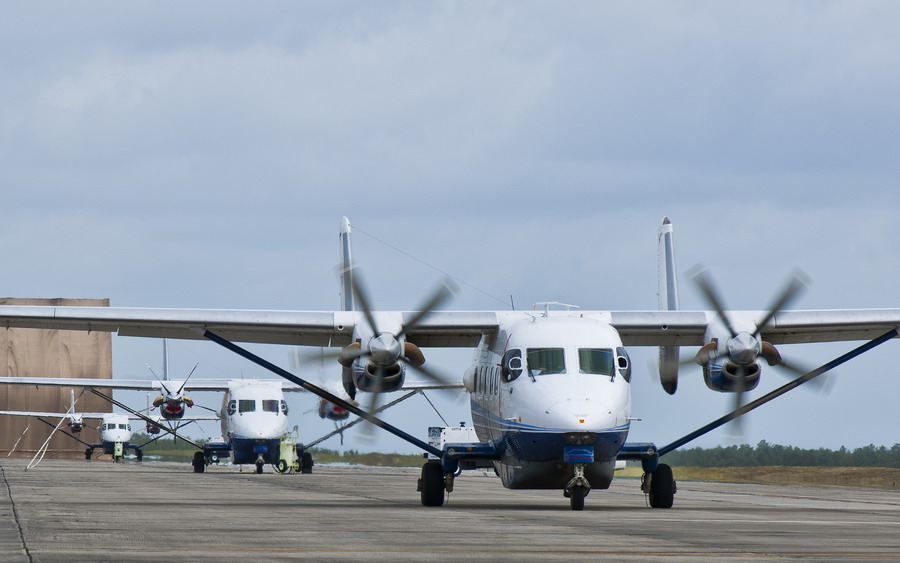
[658, 328, 897, 456]
[200, 329, 443, 457]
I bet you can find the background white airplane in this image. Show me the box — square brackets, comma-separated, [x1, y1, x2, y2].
[1, 218, 899, 509]
[0, 390, 143, 463]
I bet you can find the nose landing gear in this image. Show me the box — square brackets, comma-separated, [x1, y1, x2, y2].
[563, 464, 591, 511]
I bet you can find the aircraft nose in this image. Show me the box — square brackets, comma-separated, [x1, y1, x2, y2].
[547, 397, 622, 429]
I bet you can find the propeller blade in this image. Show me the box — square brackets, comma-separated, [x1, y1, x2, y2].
[176, 363, 200, 395]
[728, 364, 747, 437]
[349, 268, 381, 336]
[691, 267, 738, 338]
[396, 279, 458, 341]
[359, 364, 385, 441]
[775, 356, 833, 393]
[754, 271, 809, 334]
[403, 360, 453, 390]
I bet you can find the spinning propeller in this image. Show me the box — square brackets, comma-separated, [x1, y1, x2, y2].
[689, 267, 823, 434]
[342, 270, 457, 433]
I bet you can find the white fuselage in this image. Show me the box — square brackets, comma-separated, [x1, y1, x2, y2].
[98, 413, 133, 444]
[220, 380, 290, 465]
[467, 314, 632, 490]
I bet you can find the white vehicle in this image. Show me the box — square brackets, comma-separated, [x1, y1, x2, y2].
[1, 217, 899, 509]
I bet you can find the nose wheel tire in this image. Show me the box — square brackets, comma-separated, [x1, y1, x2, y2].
[255, 461, 264, 474]
[569, 485, 586, 511]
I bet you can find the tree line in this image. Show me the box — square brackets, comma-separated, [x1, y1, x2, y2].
[663, 440, 900, 468]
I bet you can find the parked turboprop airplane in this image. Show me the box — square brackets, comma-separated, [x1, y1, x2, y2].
[0, 217, 898, 509]
[0, 391, 143, 462]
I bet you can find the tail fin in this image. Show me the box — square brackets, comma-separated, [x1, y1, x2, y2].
[339, 216, 355, 312]
[657, 217, 680, 394]
[162, 339, 170, 381]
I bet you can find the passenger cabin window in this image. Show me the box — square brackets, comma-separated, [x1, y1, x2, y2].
[578, 349, 614, 375]
[262, 399, 279, 413]
[526, 348, 566, 375]
[238, 399, 256, 413]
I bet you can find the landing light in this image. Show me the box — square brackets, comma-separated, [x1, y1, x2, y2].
[565, 432, 596, 445]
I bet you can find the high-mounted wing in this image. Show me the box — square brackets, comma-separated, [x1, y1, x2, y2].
[0, 304, 899, 349]
[0, 306, 498, 347]
[0, 410, 111, 419]
[0, 376, 304, 392]
[608, 309, 900, 346]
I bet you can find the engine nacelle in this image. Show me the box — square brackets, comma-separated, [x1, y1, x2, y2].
[146, 422, 161, 435]
[702, 361, 761, 393]
[355, 361, 405, 393]
[68, 422, 84, 433]
[317, 398, 352, 421]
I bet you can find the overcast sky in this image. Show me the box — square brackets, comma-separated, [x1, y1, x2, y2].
[2, 2, 900, 454]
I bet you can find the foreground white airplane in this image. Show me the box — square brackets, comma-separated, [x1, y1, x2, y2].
[1, 217, 899, 509]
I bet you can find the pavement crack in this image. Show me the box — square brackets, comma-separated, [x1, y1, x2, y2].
[0, 465, 32, 562]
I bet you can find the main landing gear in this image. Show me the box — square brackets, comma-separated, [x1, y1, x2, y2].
[418, 460, 449, 507]
[641, 463, 676, 508]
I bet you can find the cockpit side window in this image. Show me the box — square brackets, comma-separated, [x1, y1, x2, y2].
[616, 347, 632, 382]
[526, 348, 566, 375]
[227, 400, 237, 416]
[262, 399, 279, 413]
[500, 349, 523, 382]
[238, 399, 256, 413]
[280, 400, 289, 415]
[578, 348, 614, 375]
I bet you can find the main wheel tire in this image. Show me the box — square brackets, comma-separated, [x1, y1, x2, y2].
[420, 461, 445, 507]
[136, 449, 143, 462]
[255, 462, 264, 474]
[85, 448, 92, 461]
[648, 463, 675, 508]
[192, 451, 206, 473]
[569, 485, 586, 511]
[301, 452, 313, 474]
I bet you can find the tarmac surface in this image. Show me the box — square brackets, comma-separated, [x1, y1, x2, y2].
[1, 457, 899, 561]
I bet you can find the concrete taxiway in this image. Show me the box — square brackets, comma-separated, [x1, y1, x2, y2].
[1, 458, 899, 561]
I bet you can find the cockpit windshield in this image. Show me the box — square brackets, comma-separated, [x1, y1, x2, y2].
[238, 399, 256, 413]
[526, 348, 566, 375]
[262, 399, 279, 413]
[578, 348, 614, 375]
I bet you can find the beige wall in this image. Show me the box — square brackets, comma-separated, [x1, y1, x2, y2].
[0, 298, 112, 459]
